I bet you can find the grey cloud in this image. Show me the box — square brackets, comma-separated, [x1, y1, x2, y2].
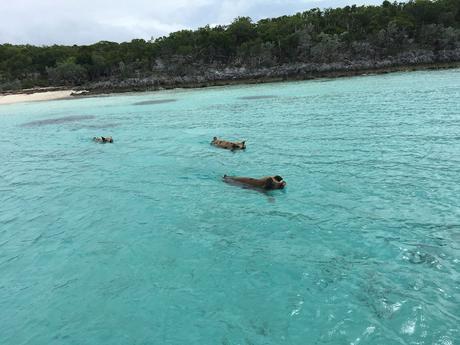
[0, 0, 383, 45]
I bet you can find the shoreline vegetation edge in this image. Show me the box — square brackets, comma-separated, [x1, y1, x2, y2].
[1, 61, 459, 104]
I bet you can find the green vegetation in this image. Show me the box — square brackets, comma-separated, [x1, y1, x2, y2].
[1, 0, 459, 91]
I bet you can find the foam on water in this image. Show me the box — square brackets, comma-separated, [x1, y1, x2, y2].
[0, 70, 459, 345]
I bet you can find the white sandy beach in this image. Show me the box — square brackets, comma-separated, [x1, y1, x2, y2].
[0, 90, 77, 105]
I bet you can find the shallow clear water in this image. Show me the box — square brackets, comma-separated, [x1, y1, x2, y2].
[1, 70, 459, 345]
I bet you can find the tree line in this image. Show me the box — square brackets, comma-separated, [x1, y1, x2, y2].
[0, 0, 459, 91]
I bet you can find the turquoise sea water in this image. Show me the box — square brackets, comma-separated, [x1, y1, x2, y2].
[1, 69, 459, 345]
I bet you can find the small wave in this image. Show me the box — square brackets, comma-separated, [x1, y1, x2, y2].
[77, 123, 120, 129]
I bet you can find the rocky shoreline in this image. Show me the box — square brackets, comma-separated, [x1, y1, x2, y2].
[78, 53, 460, 95]
[3, 56, 460, 98]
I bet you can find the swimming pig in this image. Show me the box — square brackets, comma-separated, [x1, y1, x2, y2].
[211, 137, 246, 150]
[93, 136, 113, 143]
[223, 175, 286, 190]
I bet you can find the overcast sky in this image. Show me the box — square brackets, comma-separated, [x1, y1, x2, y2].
[1, 0, 383, 46]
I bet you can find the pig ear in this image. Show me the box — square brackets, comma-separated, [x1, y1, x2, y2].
[264, 178, 274, 189]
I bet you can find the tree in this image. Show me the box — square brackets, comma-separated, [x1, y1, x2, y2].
[46, 59, 87, 85]
[1, 0, 459, 91]
[228, 17, 257, 46]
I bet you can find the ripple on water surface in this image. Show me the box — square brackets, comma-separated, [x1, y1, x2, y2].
[0, 69, 459, 345]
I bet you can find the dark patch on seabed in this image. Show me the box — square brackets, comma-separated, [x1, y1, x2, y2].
[21, 115, 95, 127]
[133, 99, 177, 105]
[238, 95, 277, 100]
